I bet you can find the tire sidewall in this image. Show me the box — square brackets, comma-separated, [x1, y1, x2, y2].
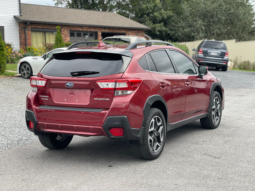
[208, 92, 222, 128]
[144, 109, 166, 158]
[20, 62, 32, 79]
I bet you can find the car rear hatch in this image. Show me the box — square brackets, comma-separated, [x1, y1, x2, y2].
[31, 50, 132, 128]
[201, 41, 228, 59]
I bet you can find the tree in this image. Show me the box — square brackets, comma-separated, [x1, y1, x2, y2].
[55, 0, 255, 42]
[53, 26, 65, 49]
[117, 0, 174, 40]
[170, 0, 255, 41]
[0, 33, 6, 74]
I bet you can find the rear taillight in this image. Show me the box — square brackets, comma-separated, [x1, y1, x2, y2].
[96, 79, 142, 96]
[198, 48, 203, 55]
[30, 77, 47, 92]
[225, 51, 229, 58]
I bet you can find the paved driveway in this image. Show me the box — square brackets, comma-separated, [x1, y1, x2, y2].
[0, 70, 255, 191]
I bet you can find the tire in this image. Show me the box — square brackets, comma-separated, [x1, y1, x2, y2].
[20, 62, 33, 79]
[200, 91, 222, 129]
[222, 65, 228, 71]
[133, 108, 166, 160]
[38, 133, 73, 149]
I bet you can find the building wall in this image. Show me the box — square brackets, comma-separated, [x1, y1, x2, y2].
[19, 23, 145, 49]
[0, 0, 20, 50]
[180, 39, 255, 63]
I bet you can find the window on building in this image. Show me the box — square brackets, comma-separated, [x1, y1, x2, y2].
[31, 30, 56, 48]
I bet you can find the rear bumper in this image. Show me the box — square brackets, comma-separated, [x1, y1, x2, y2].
[25, 109, 143, 144]
[198, 57, 228, 67]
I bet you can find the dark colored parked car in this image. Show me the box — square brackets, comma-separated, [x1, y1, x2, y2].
[26, 41, 224, 160]
[193, 40, 229, 71]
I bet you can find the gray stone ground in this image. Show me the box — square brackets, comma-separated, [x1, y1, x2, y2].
[0, 70, 255, 191]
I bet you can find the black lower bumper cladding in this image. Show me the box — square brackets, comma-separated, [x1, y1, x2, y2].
[25, 109, 38, 134]
[102, 116, 144, 145]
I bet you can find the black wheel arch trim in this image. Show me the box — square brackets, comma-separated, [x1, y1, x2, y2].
[209, 82, 223, 112]
[143, 95, 169, 127]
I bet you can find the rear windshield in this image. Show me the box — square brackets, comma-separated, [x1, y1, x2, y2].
[203, 41, 227, 50]
[41, 52, 131, 78]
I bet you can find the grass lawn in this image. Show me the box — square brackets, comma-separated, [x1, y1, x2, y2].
[6, 64, 17, 71]
[232, 68, 255, 72]
[0, 71, 17, 77]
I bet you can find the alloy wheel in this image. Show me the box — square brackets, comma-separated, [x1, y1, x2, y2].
[148, 116, 164, 153]
[20, 64, 31, 78]
[212, 96, 221, 126]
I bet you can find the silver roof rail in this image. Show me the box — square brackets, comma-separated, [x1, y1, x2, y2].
[126, 40, 174, 50]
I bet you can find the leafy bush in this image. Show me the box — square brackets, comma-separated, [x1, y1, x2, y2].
[170, 42, 189, 55]
[23, 52, 34, 57]
[230, 56, 255, 71]
[53, 26, 65, 49]
[0, 33, 6, 74]
[242, 61, 253, 70]
[25, 47, 33, 52]
[25, 47, 46, 56]
[45, 43, 54, 52]
[4, 43, 24, 63]
[64, 42, 72, 47]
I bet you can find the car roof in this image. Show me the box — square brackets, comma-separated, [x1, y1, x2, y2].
[205, 40, 225, 43]
[104, 36, 145, 38]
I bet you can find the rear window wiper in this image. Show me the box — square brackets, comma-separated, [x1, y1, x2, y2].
[70, 71, 100, 76]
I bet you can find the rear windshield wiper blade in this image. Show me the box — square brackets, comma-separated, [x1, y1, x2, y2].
[70, 71, 100, 76]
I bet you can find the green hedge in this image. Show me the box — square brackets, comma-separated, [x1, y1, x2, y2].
[64, 42, 72, 47]
[170, 42, 189, 55]
[0, 33, 6, 74]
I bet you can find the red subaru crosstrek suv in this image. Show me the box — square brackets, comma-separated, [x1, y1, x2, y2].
[26, 41, 224, 160]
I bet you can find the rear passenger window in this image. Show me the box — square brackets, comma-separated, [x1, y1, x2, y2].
[150, 51, 175, 73]
[138, 55, 149, 70]
[168, 51, 197, 74]
[147, 55, 157, 72]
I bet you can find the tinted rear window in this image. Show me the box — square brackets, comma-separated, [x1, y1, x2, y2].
[41, 52, 130, 78]
[138, 55, 149, 70]
[203, 41, 227, 50]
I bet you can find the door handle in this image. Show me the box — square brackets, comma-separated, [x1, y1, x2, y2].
[185, 81, 191, 86]
[159, 82, 166, 89]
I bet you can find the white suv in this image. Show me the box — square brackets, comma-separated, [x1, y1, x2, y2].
[102, 35, 146, 44]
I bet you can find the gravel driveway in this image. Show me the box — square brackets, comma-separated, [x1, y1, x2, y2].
[0, 77, 37, 151]
[0, 70, 255, 191]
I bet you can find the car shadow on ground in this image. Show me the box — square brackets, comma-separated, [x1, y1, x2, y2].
[36, 121, 207, 164]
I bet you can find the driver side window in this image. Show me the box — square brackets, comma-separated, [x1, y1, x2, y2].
[168, 50, 197, 74]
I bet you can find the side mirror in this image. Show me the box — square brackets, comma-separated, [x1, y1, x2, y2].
[192, 48, 196, 51]
[198, 66, 208, 79]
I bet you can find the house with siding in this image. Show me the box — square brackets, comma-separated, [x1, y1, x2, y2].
[0, 1, 150, 50]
